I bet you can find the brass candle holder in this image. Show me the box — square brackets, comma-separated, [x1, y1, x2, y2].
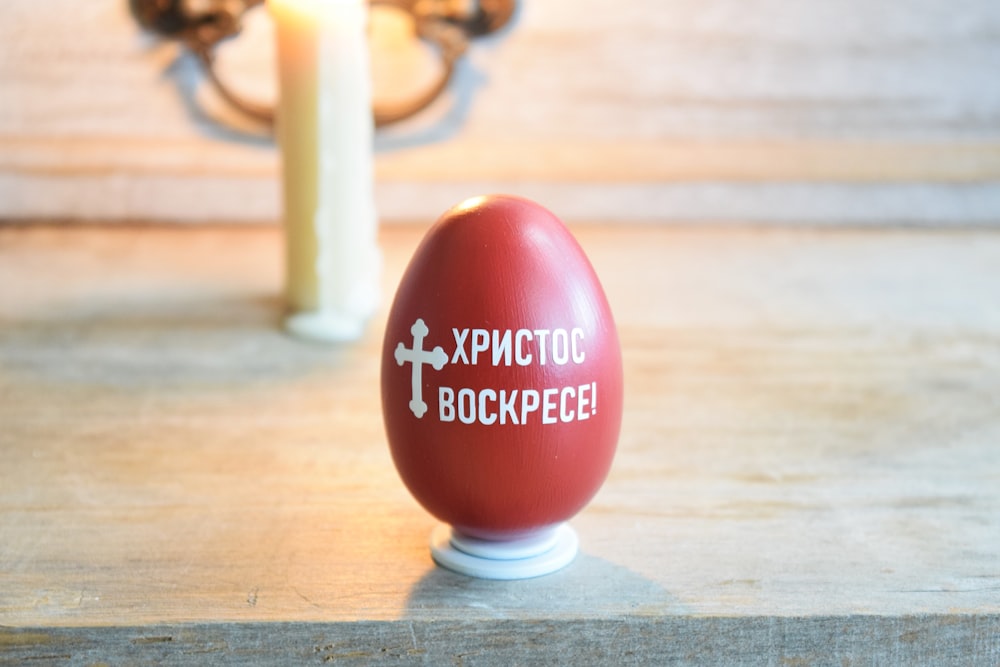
[130, 0, 517, 128]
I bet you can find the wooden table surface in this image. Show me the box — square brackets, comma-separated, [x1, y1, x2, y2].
[2, 224, 999, 665]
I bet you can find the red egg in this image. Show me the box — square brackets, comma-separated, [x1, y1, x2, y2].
[381, 195, 623, 541]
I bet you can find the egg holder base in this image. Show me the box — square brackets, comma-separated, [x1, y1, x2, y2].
[430, 523, 578, 580]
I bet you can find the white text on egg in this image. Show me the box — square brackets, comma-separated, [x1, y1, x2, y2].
[450, 327, 586, 366]
[438, 382, 597, 426]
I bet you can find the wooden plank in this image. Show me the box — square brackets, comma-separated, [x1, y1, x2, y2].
[1, 224, 999, 663]
[6, 136, 1000, 183]
[1, 617, 998, 665]
[5, 137, 1000, 225]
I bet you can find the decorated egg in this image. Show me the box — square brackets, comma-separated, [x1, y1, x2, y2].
[381, 195, 623, 578]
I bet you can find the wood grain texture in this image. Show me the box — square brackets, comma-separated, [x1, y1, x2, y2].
[2, 617, 999, 665]
[2, 0, 1000, 222]
[1, 224, 999, 663]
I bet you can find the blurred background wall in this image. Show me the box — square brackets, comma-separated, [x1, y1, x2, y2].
[2, 0, 999, 224]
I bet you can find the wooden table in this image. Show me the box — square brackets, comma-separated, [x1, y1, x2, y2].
[2, 224, 999, 664]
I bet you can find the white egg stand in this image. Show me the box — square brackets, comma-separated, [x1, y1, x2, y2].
[430, 523, 579, 580]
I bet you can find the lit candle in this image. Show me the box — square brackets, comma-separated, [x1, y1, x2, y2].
[270, 0, 380, 342]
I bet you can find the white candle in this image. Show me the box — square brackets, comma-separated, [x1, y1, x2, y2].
[270, 0, 380, 342]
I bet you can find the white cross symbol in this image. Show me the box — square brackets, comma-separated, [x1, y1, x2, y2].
[394, 318, 448, 418]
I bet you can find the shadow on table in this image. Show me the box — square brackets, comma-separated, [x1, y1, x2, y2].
[1, 291, 381, 389]
[403, 551, 681, 621]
